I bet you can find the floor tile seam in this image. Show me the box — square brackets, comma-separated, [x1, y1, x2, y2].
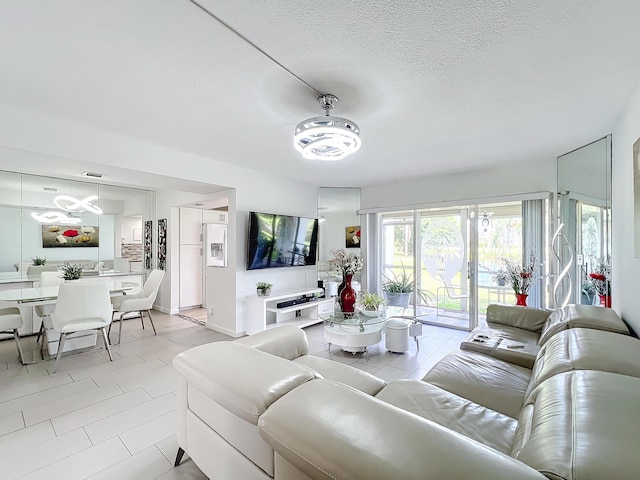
[50, 387, 152, 440]
[83, 394, 177, 442]
[25, 382, 126, 428]
[0, 374, 75, 404]
[154, 436, 176, 464]
[91, 361, 169, 386]
[111, 406, 178, 443]
[68, 357, 146, 382]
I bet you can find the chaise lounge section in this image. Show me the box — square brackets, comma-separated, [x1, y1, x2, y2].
[173, 304, 640, 480]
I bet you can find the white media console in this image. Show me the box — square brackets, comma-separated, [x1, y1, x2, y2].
[245, 287, 335, 335]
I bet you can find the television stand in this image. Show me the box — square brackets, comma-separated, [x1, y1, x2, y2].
[245, 287, 335, 335]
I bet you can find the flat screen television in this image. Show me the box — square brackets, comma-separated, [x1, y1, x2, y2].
[246, 211, 318, 270]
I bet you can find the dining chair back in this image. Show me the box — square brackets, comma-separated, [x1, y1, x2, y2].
[35, 272, 63, 345]
[109, 269, 165, 344]
[49, 281, 113, 373]
[0, 306, 25, 364]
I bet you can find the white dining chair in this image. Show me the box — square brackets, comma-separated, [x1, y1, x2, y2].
[109, 269, 165, 345]
[49, 281, 113, 373]
[35, 271, 63, 347]
[0, 306, 25, 364]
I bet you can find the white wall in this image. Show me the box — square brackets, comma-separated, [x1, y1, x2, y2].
[361, 159, 557, 210]
[612, 82, 640, 335]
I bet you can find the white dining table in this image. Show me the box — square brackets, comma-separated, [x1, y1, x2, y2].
[0, 281, 134, 306]
[0, 281, 135, 364]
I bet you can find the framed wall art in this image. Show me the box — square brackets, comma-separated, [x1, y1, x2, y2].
[158, 218, 167, 270]
[144, 220, 152, 269]
[42, 225, 99, 248]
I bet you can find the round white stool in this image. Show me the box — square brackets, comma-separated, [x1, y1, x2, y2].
[385, 318, 410, 353]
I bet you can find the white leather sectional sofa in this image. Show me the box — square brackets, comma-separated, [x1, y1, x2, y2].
[173, 304, 639, 480]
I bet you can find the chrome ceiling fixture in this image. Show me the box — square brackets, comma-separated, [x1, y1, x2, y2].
[294, 95, 361, 161]
[188, 1, 361, 161]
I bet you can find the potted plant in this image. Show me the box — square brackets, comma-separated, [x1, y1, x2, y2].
[256, 282, 273, 296]
[357, 291, 387, 316]
[382, 265, 432, 308]
[491, 268, 508, 287]
[61, 262, 84, 281]
[31, 256, 47, 266]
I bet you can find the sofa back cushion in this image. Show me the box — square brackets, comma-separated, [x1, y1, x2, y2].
[526, 328, 640, 399]
[235, 324, 309, 359]
[486, 304, 551, 333]
[538, 305, 629, 346]
[512, 370, 640, 480]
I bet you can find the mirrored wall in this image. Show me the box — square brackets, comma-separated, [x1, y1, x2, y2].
[317, 187, 361, 286]
[0, 170, 154, 277]
[557, 135, 612, 306]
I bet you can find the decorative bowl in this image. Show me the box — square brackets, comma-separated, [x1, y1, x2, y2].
[358, 307, 383, 317]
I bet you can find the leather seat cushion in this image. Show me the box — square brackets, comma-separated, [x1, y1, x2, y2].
[423, 350, 531, 418]
[294, 355, 387, 395]
[375, 379, 517, 454]
[513, 371, 640, 480]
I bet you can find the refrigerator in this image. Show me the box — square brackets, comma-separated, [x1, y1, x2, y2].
[204, 223, 227, 267]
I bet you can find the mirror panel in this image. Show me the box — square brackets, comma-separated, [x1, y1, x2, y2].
[557, 135, 612, 305]
[317, 187, 361, 286]
[0, 170, 154, 277]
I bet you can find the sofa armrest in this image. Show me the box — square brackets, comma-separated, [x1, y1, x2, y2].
[259, 379, 546, 480]
[234, 325, 309, 360]
[173, 342, 317, 424]
[486, 304, 551, 332]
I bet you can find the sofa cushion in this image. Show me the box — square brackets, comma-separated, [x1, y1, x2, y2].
[293, 354, 387, 395]
[173, 342, 317, 424]
[512, 370, 640, 480]
[526, 328, 640, 398]
[375, 379, 517, 454]
[235, 324, 309, 360]
[259, 379, 547, 480]
[486, 304, 551, 332]
[538, 304, 629, 345]
[423, 350, 531, 418]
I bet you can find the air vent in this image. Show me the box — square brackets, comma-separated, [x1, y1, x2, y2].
[81, 171, 106, 178]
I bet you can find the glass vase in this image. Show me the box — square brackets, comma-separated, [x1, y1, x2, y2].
[340, 274, 357, 313]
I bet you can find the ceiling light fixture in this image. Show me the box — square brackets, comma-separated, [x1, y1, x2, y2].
[187, 2, 361, 162]
[54, 195, 103, 215]
[31, 211, 82, 225]
[294, 95, 361, 161]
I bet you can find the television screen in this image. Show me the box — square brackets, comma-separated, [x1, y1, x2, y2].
[247, 212, 318, 270]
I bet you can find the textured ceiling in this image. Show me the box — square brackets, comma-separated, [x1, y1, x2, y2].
[0, 0, 639, 189]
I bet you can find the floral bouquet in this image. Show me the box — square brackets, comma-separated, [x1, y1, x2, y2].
[503, 252, 538, 294]
[330, 248, 363, 276]
[589, 259, 611, 296]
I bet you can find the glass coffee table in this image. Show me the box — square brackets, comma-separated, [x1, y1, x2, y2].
[320, 311, 388, 360]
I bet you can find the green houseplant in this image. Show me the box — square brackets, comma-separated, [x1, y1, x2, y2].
[382, 265, 434, 308]
[61, 262, 84, 281]
[357, 291, 387, 316]
[256, 281, 273, 296]
[31, 256, 47, 266]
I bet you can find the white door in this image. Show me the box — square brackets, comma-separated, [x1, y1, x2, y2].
[179, 207, 203, 308]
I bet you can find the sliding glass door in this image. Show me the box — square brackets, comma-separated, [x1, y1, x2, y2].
[377, 198, 542, 331]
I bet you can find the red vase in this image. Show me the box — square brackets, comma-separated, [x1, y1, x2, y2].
[340, 274, 357, 313]
[599, 294, 611, 308]
[515, 293, 528, 306]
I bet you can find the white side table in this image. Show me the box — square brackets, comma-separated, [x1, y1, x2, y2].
[321, 312, 387, 361]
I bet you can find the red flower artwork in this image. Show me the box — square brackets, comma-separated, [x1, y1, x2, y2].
[62, 229, 79, 237]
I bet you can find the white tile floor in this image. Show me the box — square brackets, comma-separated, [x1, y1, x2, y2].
[0, 311, 465, 479]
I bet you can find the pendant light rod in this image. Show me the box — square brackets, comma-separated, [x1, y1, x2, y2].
[188, 0, 323, 96]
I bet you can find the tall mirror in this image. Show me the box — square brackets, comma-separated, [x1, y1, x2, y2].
[557, 135, 612, 306]
[317, 187, 361, 292]
[0, 170, 154, 279]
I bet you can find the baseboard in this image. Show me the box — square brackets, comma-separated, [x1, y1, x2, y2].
[155, 305, 179, 315]
[206, 323, 245, 338]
